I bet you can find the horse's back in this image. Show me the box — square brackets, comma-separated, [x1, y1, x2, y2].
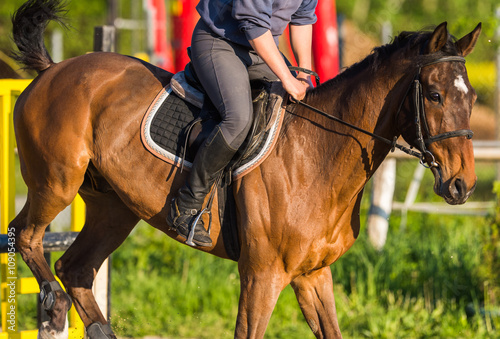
[15, 52, 171, 155]
[13, 52, 174, 201]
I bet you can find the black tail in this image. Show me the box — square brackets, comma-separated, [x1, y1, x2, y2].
[11, 0, 67, 73]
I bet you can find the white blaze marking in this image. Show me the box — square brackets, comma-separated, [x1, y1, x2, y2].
[454, 75, 468, 94]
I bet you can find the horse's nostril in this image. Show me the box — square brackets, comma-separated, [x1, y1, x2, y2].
[453, 178, 463, 196]
[450, 177, 467, 201]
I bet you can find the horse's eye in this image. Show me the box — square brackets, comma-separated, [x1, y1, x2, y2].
[429, 92, 441, 103]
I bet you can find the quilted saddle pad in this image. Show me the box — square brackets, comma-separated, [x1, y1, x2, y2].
[141, 83, 285, 180]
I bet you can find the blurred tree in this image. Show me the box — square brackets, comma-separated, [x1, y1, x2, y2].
[62, 1, 107, 57]
[0, 0, 26, 54]
[1, 0, 106, 62]
[481, 182, 500, 305]
[337, 0, 500, 61]
[1, 0, 498, 65]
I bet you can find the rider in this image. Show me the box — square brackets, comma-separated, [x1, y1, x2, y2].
[167, 0, 317, 246]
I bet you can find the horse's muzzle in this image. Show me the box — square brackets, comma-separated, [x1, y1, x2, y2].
[432, 167, 477, 205]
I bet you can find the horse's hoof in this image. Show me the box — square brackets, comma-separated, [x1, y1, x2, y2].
[37, 316, 68, 339]
[87, 322, 116, 339]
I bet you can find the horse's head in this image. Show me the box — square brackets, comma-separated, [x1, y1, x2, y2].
[398, 22, 481, 205]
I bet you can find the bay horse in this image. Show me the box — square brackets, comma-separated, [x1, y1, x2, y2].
[10, 0, 481, 338]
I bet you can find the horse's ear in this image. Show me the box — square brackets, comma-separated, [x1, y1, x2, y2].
[425, 22, 448, 54]
[455, 23, 482, 57]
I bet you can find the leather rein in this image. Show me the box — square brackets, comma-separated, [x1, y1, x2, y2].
[291, 56, 473, 168]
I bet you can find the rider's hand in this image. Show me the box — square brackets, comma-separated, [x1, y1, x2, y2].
[283, 74, 311, 102]
[247, 31, 313, 102]
[296, 71, 314, 90]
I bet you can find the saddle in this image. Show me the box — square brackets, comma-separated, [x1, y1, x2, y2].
[141, 63, 286, 260]
[176, 63, 284, 172]
[142, 62, 286, 180]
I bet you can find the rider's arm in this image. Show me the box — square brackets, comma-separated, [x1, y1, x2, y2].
[289, 23, 314, 87]
[249, 31, 309, 101]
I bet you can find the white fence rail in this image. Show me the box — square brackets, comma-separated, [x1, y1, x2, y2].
[368, 141, 499, 249]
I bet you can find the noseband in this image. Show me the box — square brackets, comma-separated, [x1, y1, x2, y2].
[399, 56, 473, 168]
[292, 55, 473, 169]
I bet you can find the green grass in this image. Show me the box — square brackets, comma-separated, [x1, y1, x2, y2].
[8, 157, 500, 338]
[105, 160, 499, 338]
[392, 159, 497, 204]
[106, 209, 499, 338]
[109, 225, 241, 338]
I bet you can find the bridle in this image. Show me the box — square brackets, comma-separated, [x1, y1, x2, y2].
[396, 55, 473, 168]
[291, 56, 473, 168]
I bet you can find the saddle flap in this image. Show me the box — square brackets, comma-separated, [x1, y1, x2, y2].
[234, 80, 273, 162]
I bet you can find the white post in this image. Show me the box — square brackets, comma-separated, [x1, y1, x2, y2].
[367, 21, 396, 250]
[400, 164, 425, 231]
[51, 29, 63, 63]
[93, 26, 116, 53]
[367, 159, 396, 250]
[93, 259, 110, 320]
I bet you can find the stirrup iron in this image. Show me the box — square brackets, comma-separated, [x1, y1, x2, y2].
[185, 207, 212, 246]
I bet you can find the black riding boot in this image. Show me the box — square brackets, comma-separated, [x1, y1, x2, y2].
[167, 126, 237, 246]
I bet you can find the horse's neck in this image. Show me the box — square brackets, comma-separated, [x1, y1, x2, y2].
[284, 65, 406, 196]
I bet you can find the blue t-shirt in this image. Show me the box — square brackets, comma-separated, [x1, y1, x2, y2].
[196, 0, 317, 47]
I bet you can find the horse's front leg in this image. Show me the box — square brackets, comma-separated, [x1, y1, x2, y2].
[291, 266, 342, 338]
[235, 257, 288, 339]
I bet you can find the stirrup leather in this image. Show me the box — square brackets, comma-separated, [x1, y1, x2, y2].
[184, 177, 219, 246]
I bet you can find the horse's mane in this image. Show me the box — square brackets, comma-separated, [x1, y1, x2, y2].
[281, 28, 460, 132]
[309, 28, 460, 96]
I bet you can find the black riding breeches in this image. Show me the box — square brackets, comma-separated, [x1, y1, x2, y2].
[190, 20, 279, 149]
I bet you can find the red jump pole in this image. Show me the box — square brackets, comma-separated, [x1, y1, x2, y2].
[150, 0, 174, 71]
[312, 0, 339, 81]
[172, 0, 199, 73]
